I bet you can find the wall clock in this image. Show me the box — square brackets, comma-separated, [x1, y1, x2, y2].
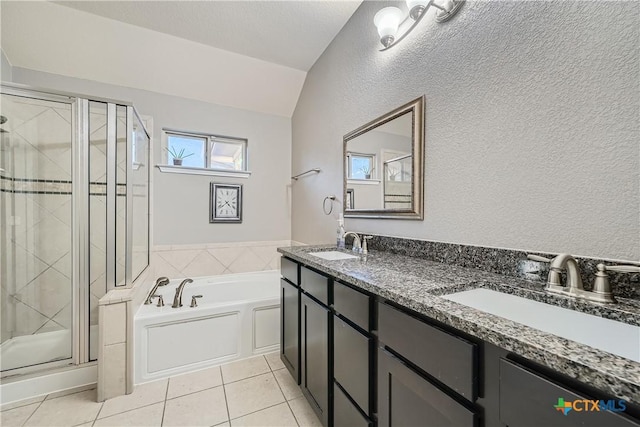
[210, 183, 242, 223]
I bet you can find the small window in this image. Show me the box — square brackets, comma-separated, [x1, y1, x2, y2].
[347, 152, 376, 179]
[164, 130, 247, 171]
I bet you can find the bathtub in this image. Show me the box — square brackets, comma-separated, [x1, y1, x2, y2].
[134, 270, 281, 384]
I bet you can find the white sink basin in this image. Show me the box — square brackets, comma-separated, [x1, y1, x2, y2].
[443, 288, 640, 362]
[309, 251, 359, 261]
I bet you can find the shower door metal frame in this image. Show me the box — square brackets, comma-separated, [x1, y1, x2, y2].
[0, 84, 89, 376]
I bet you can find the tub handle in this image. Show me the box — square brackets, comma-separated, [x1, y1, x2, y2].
[156, 295, 164, 307]
[190, 295, 203, 308]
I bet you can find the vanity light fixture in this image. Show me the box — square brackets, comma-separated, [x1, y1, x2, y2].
[373, 0, 464, 50]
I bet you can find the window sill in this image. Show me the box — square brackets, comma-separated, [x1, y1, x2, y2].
[156, 164, 251, 178]
[347, 179, 380, 185]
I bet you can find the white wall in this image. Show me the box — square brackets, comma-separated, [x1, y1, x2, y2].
[12, 67, 292, 246]
[0, 49, 11, 82]
[292, 1, 640, 261]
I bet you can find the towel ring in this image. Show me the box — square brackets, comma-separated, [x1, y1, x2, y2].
[323, 195, 336, 215]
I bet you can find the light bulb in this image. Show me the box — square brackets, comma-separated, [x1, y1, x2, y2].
[373, 7, 404, 48]
[406, 0, 429, 20]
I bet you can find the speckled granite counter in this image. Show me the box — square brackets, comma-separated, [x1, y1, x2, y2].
[278, 245, 640, 405]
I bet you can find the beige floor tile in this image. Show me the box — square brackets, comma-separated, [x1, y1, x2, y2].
[93, 402, 164, 427]
[0, 403, 40, 427]
[98, 379, 167, 419]
[163, 386, 228, 427]
[73, 423, 94, 427]
[273, 368, 302, 401]
[230, 402, 297, 427]
[289, 397, 322, 427]
[224, 373, 285, 419]
[0, 395, 45, 412]
[214, 423, 231, 427]
[264, 352, 286, 371]
[167, 365, 223, 399]
[221, 356, 270, 384]
[24, 390, 102, 427]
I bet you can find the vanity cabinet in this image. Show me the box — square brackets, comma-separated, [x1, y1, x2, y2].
[377, 301, 479, 427]
[333, 281, 374, 426]
[500, 358, 640, 427]
[300, 266, 332, 427]
[280, 256, 640, 427]
[280, 258, 300, 383]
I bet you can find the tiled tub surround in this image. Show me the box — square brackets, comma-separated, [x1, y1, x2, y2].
[278, 245, 640, 405]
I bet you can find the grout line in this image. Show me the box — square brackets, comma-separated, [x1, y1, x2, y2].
[20, 396, 46, 427]
[227, 401, 289, 423]
[270, 369, 300, 427]
[160, 377, 170, 426]
[221, 379, 231, 426]
[91, 402, 103, 427]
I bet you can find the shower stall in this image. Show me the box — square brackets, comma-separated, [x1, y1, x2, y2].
[0, 83, 150, 379]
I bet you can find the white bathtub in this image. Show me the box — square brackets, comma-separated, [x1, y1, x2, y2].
[135, 270, 281, 384]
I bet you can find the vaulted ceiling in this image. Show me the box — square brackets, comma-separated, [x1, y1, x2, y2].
[1, 1, 362, 117]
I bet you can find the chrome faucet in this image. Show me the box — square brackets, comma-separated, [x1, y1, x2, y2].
[343, 231, 362, 253]
[172, 278, 193, 308]
[145, 277, 170, 305]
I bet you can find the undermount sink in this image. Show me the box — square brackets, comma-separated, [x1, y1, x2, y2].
[443, 288, 640, 362]
[309, 251, 359, 261]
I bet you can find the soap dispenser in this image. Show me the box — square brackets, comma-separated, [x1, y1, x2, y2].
[337, 214, 346, 249]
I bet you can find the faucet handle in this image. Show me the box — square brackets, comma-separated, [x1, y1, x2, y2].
[602, 264, 640, 274]
[190, 295, 203, 308]
[156, 295, 164, 307]
[527, 254, 552, 263]
[362, 236, 373, 255]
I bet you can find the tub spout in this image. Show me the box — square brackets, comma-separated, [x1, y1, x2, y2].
[172, 278, 193, 308]
[145, 277, 170, 305]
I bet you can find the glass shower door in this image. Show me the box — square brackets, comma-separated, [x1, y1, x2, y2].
[0, 93, 75, 373]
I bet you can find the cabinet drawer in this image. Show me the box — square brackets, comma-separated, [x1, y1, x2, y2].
[378, 347, 476, 427]
[281, 257, 299, 285]
[301, 266, 330, 306]
[500, 358, 639, 427]
[334, 281, 370, 331]
[334, 315, 371, 414]
[334, 383, 371, 427]
[378, 302, 477, 400]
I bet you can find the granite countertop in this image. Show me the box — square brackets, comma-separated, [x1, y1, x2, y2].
[278, 245, 640, 404]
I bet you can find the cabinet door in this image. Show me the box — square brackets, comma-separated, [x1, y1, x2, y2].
[301, 293, 330, 426]
[281, 279, 299, 383]
[378, 347, 477, 427]
[334, 315, 371, 414]
[500, 358, 640, 427]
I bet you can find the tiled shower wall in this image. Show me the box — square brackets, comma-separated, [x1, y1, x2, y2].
[0, 98, 74, 351]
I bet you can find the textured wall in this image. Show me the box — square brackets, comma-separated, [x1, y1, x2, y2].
[12, 68, 292, 246]
[292, 1, 640, 260]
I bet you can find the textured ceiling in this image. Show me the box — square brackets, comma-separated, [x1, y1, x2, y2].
[55, 0, 362, 71]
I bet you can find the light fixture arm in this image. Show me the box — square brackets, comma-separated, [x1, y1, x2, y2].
[374, 0, 464, 50]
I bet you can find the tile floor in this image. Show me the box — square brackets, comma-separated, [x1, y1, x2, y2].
[1, 353, 321, 427]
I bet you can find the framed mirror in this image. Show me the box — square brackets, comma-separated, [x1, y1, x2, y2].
[343, 96, 424, 219]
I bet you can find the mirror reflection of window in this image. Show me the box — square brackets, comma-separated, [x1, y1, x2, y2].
[348, 153, 376, 179]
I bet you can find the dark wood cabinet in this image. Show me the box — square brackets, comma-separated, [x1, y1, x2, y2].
[301, 292, 331, 426]
[378, 347, 477, 427]
[500, 358, 640, 427]
[280, 278, 300, 383]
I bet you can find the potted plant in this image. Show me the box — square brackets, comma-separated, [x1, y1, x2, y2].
[166, 147, 193, 166]
[359, 165, 374, 180]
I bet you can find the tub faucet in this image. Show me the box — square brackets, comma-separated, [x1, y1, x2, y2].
[343, 232, 362, 253]
[145, 277, 170, 305]
[172, 278, 194, 308]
